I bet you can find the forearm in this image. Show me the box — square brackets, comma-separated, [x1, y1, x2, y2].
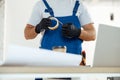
[79, 24, 96, 41]
[79, 30, 95, 41]
[24, 24, 38, 40]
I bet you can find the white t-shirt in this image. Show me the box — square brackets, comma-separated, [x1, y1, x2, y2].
[28, 0, 93, 27]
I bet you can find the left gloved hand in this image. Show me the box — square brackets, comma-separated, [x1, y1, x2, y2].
[62, 23, 81, 38]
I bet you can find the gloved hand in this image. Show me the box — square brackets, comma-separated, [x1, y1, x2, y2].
[62, 23, 81, 38]
[35, 18, 51, 33]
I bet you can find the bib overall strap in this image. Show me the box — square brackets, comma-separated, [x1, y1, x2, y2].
[72, 0, 80, 16]
[42, 0, 54, 16]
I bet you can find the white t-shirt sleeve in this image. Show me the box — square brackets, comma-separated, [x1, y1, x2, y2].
[27, 2, 42, 27]
[78, 1, 93, 27]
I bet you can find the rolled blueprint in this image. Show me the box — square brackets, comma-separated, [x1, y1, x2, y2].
[0, 44, 82, 66]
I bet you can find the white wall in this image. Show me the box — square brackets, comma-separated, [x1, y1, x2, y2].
[5, 0, 40, 48]
[5, 0, 120, 66]
[0, 0, 4, 60]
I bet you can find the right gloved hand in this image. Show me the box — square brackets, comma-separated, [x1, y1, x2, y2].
[62, 23, 81, 38]
[35, 18, 51, 33]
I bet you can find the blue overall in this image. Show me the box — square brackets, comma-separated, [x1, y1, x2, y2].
[40, 0, 83, 55]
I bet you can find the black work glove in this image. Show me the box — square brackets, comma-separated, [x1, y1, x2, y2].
[62, 23, 81, 38]
[35, 18, 51, 33]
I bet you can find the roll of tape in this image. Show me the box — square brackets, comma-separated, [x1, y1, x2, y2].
[48, 17, 59, 30]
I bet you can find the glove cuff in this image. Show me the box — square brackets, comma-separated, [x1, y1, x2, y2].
[76, 28, 81, 38]
[35, 24, 41, 34]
